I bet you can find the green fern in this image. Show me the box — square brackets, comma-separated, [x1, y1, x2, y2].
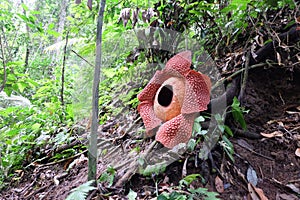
[66, 180, 97, 200]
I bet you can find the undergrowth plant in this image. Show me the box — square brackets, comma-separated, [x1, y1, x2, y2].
[65, 180, 96, 200]
[190, 96, 248, 162]
[157, 174, 220, 200]
[0, 75, 75, 188]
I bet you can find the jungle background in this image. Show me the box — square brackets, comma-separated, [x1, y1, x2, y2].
[0, 0, 299, 199]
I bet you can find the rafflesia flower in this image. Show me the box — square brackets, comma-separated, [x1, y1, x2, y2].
[137, 51, 211, 148]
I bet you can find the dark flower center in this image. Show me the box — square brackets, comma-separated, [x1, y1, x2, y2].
[157, 85, 173, 107]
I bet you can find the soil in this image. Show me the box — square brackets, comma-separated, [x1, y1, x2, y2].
[0, 65, 299, 200]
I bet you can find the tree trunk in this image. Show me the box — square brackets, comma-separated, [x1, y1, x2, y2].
[21, 0, 31, 71]
[55, 0, 69, 64]
[88, 0, 106, 181]
[56, 0, 69, 45]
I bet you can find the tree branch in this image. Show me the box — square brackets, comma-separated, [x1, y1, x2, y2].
[0, 34, 7, 92]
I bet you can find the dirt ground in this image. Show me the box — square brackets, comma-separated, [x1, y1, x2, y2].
[0, 66, 299, 199]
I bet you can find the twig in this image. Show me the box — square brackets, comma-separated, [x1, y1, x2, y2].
[25, 183, 52, 199]
[71, 49, 94, 67]
[26, 149, 88, 169]
[211, 62, 267, 91]
[235, 141, 274, 161]
[115, 141, 157, 187]
[239, 51, 250, 102]
[86, 189, 97, 200]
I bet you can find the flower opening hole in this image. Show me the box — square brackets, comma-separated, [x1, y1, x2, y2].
[158, 85, 173, 107]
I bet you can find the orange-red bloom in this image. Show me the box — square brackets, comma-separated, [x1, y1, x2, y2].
[137, 51, 211, 148]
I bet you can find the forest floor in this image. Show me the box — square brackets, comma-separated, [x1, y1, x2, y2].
[0, 64, 299, 199]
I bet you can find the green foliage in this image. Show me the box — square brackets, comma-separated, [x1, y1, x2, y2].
[0, 72, 75, 187]
[127, 189, 138, 200]
[65, 180, 97, 200]
[187, 188, 220, 200]
[157, 187, 220, 200]
[98, 166, 116, 187]
[0, 65, 39, 96]
[179, 0, 296, 53]
[231, 97, 248, 130]
[219, 135, 235, 162]
[179, 174, 204, 187]
[139, 161, 167, 176]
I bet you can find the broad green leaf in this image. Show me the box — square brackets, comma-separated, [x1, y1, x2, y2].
[66, 180, 96, 200]
[231, 97, 247, 130]
[16, 82, 27, 93]
[224, 125, 233, 137]
[180, 174, 203, 186]
[21, 3, 29, 11]
[47, 29, 60, 37]
[127, 189, 137, 200]
[31, 123, 41, 131]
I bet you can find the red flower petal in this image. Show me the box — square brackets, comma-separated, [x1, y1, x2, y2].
[138, 101, 162, 136]
[137, 70, 169, 101]
[181, 70, 211, 114]
[165, 51, 192, 76]
[155, 114, 196, 148]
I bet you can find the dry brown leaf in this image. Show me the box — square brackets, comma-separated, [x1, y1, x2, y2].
[260, 131, 283, 138]
[277, 121, 284, 127]
[182, 157, 188, 177]
[215, 176, 224, 193]
[276, 52, 282, 65]
[253, 186, 268, 200]
[248, 183, 268, 200]
[296, 16, 300, 24]
[248, 183, 259, 200]
[295, 148, 300, 157]
[267, 120, 277, 125]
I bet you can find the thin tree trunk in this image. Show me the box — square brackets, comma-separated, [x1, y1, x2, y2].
[61, 32, 69, 106]
[0, 34, 7, 92]
[21, 0, 31, 70]
[88, 0, 106, 181]
[56, 0, 69, 52]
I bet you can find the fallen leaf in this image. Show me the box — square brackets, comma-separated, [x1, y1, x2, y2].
[248, 183, 259, 200]
[267, 120, 277, 125]
[296, 16, 300, 24]
[260, 131, 283, 138]
[286, 183, 300, 195]
[276, 52, 282, 65]
[254, 186, 268, 200]
[248, 183, 268, 200]
[278, 193, 299, 200]
[277, 121, 284, 127]
[215, 176, 224, 193]
[54, 176, 60, 186]
[15, 170, 23, 174]
[247, 166, 258, 186]
[182, 157, 188, 177]
[295, 148, 300, 157]
[127, 189, 137, 200]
